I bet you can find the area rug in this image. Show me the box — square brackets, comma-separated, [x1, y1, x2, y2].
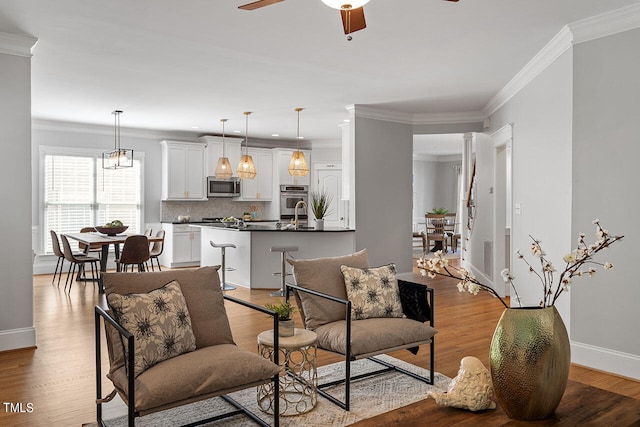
[91, 354, 450, 427]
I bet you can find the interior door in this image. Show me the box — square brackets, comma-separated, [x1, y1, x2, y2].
[316, 168, 343, 227]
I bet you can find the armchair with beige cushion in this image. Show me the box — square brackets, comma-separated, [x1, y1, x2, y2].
[286, 249, 437, 410]
[95, 266, 281, 427]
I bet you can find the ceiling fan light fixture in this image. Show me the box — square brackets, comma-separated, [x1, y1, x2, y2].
[214, 118, 233, 179]
[102, 110, 133, 169]
[288, 107, 309, 177]
[321, 0, 370, 9]
[237, 112, 257, 179]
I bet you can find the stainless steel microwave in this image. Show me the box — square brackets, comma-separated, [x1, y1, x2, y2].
[207, 177, 241, 198]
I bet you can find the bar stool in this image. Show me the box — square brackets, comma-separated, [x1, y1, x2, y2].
[210, 241, 237, 291]
[270, 245, 298, 297]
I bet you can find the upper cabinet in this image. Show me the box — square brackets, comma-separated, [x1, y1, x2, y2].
[161, 140, 207, 201]
[273, 148, 312, 186]
[199, 135, 243, 178]
[239, 148, 273, 201]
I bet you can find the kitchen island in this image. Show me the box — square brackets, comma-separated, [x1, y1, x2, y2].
[192, 223, 355, 289]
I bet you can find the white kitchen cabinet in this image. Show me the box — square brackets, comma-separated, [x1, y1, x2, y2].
[274, 148, 311, 186]
[199, 135, 243, 178]
[239, 148, 273, 201]
[160, 223, 201, 268]
[161, 140, 207, 200]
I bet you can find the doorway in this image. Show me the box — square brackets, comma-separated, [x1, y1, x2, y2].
[313, 163, 344, 228]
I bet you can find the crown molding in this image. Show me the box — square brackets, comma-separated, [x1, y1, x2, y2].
[412, 111, 486, 124]
[483, 26, 574, 116]
[350, 105, 486, 125]
[0, 32, 38, 57]
[484, 4, 640, 117]
[32, 118, 200, 141]
[351, 105, 414, 124]
[569, 3, 640, 44]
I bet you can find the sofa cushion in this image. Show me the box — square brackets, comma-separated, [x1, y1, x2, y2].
[103, 267, 234, 349]
[314, 317, 437, 357]
[107, 344, 280, 412]
[287, 249, 369, 330]
[340, 264, 404, 320]
[107, 280, 197, 377]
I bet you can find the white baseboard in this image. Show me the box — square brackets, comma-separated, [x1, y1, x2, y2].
[571, 340, 640, 381]
[0, 327, 36, 352]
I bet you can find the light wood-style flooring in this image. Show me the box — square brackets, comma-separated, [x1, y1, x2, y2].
[1, 265, 639, 426]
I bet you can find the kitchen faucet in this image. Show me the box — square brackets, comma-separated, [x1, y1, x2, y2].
[293, 200, 308, 230]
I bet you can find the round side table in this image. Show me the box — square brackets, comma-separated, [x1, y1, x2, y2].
[257, 328, 318, 416]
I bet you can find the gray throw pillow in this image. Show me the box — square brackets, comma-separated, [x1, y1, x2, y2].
[340, 264, 405, 320]
[107, 280, 196, 377]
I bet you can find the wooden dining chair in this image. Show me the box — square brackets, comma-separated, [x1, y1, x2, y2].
[60, 234, 100, 292]
[444, 212, 460, 253]
[425, 213, 448, 253]
[115, 235, 150, 272]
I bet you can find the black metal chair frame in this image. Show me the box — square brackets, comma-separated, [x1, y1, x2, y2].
[285, 281, 435, 411]
[95, 295, 281, 427]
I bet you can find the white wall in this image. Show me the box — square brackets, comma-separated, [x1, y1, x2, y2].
[412, 159, 438, 224]
[571, 28, 640, 372]
[353, 111, 414, 272]
[484, 50, 574, 315]
[0, 38, 37, 351]
[30, 120, 201, 255]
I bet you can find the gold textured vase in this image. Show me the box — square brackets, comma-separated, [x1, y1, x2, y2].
[489, 306, 570, 420]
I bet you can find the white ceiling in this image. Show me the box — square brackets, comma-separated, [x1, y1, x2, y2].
[1, 0, 637, 142]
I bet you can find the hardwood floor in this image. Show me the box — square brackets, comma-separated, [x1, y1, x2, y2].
[1, 266, 639, 426]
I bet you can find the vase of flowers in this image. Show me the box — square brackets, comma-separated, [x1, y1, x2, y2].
[418, 219, 623, 420]
[265, 300, 297, 337]
[310, 188, 333, 230]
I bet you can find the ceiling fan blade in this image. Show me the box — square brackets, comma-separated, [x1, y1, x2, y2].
[238, 0, 285, 11]
[340, 7, 366, 35]
[444, 0, 460, 2]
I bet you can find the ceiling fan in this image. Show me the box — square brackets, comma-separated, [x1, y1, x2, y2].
[238, 0, 460, 40]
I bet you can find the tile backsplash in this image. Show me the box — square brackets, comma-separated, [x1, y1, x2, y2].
[161, 200, 269, 222]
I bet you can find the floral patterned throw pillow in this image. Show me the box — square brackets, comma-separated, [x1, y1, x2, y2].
[340, 264, 405, 320]
[107, 280, 196, 377]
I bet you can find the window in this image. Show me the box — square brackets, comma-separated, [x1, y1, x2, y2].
[42, 147, 144, 254]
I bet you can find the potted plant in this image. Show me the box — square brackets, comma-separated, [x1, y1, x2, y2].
[265, 299, 297, 337]
[427, 207, 449, 215]
[310, 188, 334, 230]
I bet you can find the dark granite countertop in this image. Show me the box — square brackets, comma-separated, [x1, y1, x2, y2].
[190, 223, 354, 232]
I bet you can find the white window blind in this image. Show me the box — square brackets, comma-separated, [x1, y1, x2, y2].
[43, 150, 142, 254]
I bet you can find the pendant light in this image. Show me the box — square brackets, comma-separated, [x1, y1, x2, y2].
[237, 111, 257, 179]
[214, 118, 233, 179]
[288, 107, 309, 176]
[102, 110, 133, 169]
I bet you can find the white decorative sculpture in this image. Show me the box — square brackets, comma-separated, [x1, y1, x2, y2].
[428, 356, 497, 411]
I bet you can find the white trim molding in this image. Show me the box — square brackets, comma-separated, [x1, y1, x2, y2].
[0, 32, 38, 57]
[484, 4, 640, 117]
[0, 327, 36, 352]
[484, 27, 574, 116]
[569, 3, 640, 45]
[571, 340, 640, 381]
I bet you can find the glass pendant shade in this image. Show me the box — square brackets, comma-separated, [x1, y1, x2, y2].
[214, 118, 233, 179]
[288, 150, 309, 176]
[321, 0, 370, 9]
[237, 111, 256, 179]
[288, 107, 309, 176]
[237, 154, 256, 179]
[102, 110, 133, 169]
